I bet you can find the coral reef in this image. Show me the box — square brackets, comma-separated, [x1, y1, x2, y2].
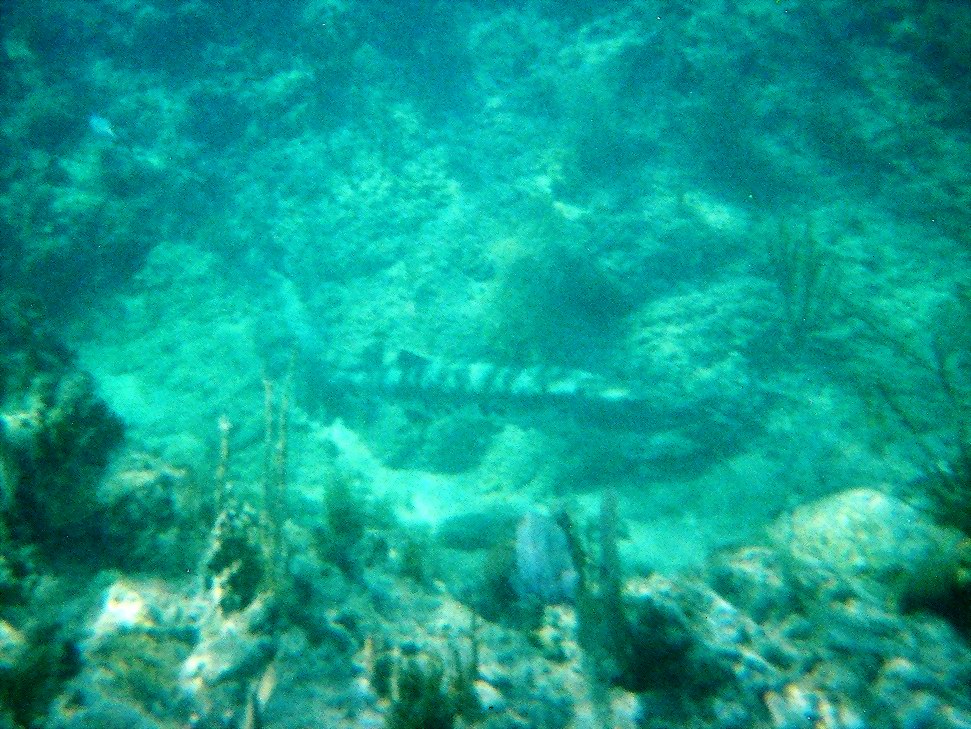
[204, 504, 274, 616]
[0, 1, 968, 728]
[0, 295, 123, 557]
[479, 226, 637, 367]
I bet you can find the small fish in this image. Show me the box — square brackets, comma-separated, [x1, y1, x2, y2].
[88, 114, 117, 140]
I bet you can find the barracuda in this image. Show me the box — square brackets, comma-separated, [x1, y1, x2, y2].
[312, 348, 659, 429]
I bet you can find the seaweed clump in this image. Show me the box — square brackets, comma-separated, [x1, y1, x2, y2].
[376, 637, 481, 729]
[763, 219, 843, 351]
[386, 655, 459, 729]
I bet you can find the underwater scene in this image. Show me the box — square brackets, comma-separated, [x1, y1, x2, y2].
[0, 0, 970, 727]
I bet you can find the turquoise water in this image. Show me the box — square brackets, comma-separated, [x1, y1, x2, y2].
[0, 1, 969, 727]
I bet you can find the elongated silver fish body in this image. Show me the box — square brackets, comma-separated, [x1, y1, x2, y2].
[315, 348, 653, 427]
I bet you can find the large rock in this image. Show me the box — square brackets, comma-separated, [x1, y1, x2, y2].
[771, 488, 967, 609]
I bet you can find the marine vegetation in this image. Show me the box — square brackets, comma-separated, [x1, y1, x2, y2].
[854, 283, 971, 535]
[379, 634, 481, 729]
[764, 219, 844, 351]
[384, 655, 460, 729]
